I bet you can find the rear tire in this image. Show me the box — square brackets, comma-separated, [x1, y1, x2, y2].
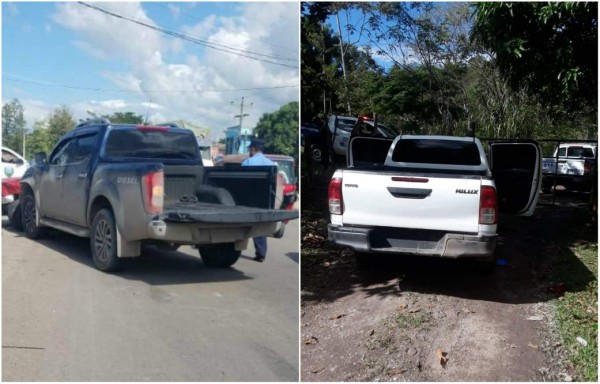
[199, 243, 241, 268]
[21, 190, 47, 239]
[91, 208, 121, 272]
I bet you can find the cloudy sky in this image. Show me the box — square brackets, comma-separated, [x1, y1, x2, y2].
[2, 1, 299, 142]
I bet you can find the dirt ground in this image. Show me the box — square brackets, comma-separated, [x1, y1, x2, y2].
[301, 173, 596, 382]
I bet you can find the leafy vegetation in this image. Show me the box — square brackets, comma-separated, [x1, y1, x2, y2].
[2, 99, 26, 156]
[25, 106, 77, 157]
[253, 101, 299, 157]
[301, 2, 597, 140]
[553, 241, 598, 381]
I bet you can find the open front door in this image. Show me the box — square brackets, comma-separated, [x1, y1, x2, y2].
[489, 142, 541, 216]
[347, 137, 394, 168]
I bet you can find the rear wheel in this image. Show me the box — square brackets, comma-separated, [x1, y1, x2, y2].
[199, 243, 241, 268]
[91, 208, 121, 272]
[21, 190, 47, 239]
[310, 145, 323, 162]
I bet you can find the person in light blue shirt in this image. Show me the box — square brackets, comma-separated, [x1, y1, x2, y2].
[242, 139, 274, 262]
[242, 139, 275, 167]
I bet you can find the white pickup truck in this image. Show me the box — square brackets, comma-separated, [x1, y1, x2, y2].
[327, 135, 541, 266]
[541, 142, 596, 192]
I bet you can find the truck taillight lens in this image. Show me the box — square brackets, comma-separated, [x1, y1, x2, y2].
[584, 161, 591, 175]
[143, 170, 164, 215]
[328, 177, 343, 215]
[479, 186, 497, 225]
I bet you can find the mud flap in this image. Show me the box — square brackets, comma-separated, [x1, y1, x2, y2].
[117, 227, 141, 258]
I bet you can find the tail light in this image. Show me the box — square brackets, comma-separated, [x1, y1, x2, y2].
[584, 161, 591, 175]
[283, 184, 296, 196]
[142, 170, 164, 215]
[479, 186, 497, 225]
[328, 177, 343, 215]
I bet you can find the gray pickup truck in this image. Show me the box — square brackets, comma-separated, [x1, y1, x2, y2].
[17, 119, 297, 271]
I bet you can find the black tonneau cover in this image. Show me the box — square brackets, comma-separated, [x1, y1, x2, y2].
[163, 202, 298, 224]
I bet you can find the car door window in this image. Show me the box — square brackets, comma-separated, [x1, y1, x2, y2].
[49, 140, 75, 165]
[71, 134, 98, 163]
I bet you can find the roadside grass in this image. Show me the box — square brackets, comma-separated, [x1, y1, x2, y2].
[553, 241, 598, 381]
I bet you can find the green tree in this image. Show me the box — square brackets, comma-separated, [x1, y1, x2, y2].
[2, 99, 26, 155]
[253, 102, 299, 157]
[101, 111, 144, 124]
[301, 3, 340, 121]
[46, 106, 76, 147]
[472, 2, 598, 113]
[26, 120, 53, 157]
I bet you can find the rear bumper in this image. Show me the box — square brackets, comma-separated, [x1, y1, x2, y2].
[328, 224, 497, 259]
[147, 220, 278, 244]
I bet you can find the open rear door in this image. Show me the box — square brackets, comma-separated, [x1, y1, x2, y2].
[347, 137, 394, 168]
[489, 142, 541, 216]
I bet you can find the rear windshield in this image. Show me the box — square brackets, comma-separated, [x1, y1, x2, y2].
[104, 129, 199, 160]
[391, 139, 481, 166]
[566, 146, 595, 158]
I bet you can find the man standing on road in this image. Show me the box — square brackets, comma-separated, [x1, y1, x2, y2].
[242, 138, 274, 262]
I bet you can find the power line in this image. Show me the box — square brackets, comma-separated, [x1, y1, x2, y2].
[146, 2, 298, 56]
[78, 2, 298, 68]
[2, 75, 298, 94]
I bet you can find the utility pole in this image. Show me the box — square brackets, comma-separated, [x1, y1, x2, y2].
[22, 126, 26, 159]
[234, 96, 250, 154]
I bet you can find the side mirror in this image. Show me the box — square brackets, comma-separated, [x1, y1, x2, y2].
[16, 158, 25, 166]
[34, 152, 47, 165]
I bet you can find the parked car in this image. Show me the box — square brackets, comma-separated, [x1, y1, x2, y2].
[328, 135, 541, 269]
[15, 118, 297, 271]
[301, 122, 322, 161]
[542, 142, 597, 192]
[2, 176, 21, 213]
[1, 147, 28, 179]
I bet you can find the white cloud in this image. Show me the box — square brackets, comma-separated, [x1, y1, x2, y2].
[8, 3, 18, 16]
[49, 2, 299, 141]
[72, 40, 109, 60]
[142, 101, 164, 110]
[167, 4, 180, 19]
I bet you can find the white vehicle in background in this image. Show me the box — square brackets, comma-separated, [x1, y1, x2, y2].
[197, 135, 213, 166]
[541, 142, 597, 192]
[1, 147, 28, 179]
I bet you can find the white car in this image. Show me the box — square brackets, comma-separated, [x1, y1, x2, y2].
[1, 147, 28, 179]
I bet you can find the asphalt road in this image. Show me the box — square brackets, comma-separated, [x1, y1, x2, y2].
[2, 217, 299, 381]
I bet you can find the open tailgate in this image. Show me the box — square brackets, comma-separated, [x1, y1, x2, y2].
[163, 202, 298, 224]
